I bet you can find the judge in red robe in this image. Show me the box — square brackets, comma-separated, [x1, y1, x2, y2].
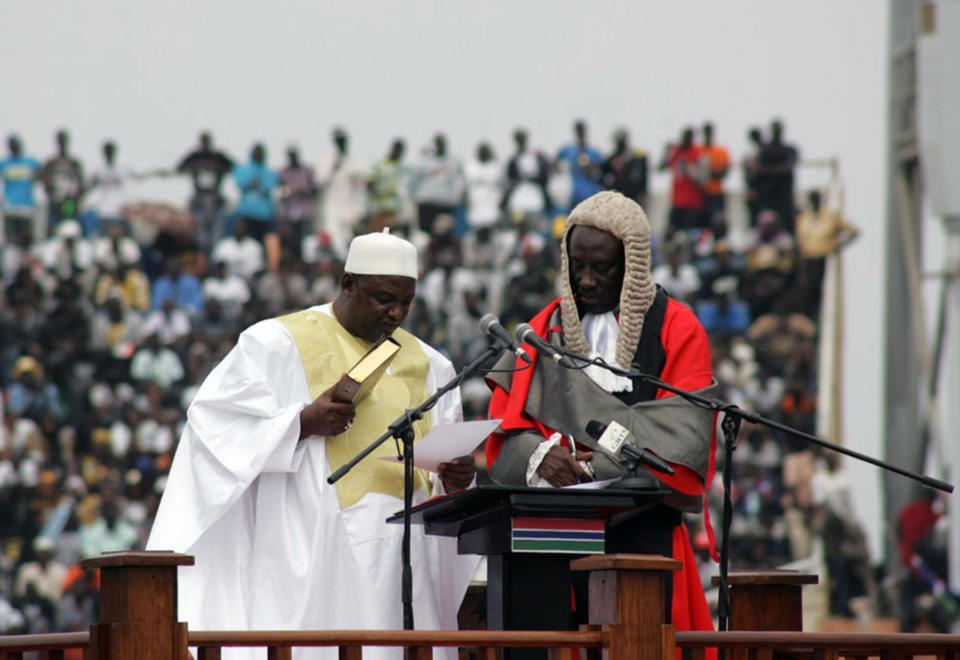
[485, 191, 717, 636]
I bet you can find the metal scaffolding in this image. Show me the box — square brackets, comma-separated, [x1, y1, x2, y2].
[885, 0, 960, 593]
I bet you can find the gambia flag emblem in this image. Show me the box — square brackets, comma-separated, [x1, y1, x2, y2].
[510, 517, 605, 554]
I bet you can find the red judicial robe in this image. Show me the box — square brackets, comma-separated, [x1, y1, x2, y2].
[486, 297, 717, 638]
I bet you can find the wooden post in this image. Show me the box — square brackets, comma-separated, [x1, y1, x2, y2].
[571, 554, 680, 660]
[82, 551, 195, 660]
[711, 570, 818, 631]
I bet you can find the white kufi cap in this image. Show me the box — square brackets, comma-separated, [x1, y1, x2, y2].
[344, 229, 418, 280]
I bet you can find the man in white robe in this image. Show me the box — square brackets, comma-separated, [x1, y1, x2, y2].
[148, 230, 480, 659]
[316, 128, 368, 258]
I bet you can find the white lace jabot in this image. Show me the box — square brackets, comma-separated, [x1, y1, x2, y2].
[579, 312, 634, 393]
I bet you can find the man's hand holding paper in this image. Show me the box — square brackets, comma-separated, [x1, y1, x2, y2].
[437, 455, 476, 491]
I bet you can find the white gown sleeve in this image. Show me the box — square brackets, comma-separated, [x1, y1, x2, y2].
[420, 343, 472, 494]
[147, 319, 309, 554]
[425, 346, 463, 427]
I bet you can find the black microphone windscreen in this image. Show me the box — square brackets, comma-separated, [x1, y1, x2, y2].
[585, 420, 606, 439]
[479, 314, 498, 333]
[515, 323, 534, 342]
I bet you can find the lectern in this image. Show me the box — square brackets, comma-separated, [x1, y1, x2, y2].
[389, 485, 669, 660]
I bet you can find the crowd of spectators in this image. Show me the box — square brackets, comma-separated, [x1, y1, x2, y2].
[0, 118, 942, 635]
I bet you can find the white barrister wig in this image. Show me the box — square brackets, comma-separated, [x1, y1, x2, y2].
[560, 191, 656, 369]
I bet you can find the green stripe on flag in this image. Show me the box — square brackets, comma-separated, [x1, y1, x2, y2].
[512, 539, 605, 553]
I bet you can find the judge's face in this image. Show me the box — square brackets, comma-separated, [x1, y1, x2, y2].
[340, 274, 416, 342]
[567, 226, 625, 315]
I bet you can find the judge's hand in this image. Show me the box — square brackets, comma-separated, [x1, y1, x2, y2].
[438, 455, 475, 492]
[299, 384, 356, 439]
[537, 445, 594, 487]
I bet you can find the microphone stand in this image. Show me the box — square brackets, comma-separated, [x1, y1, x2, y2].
[327, 339, 507, 634]
[548, 345, 953, 633]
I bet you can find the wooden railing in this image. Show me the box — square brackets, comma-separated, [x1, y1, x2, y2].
[6, 629, 960, 660]
[2, 551, 960, 660]
[190, 630, 604, 659]
[676, 631, 960, 659]
[0, 631, 89, 659]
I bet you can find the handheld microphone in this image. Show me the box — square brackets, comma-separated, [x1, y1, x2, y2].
[585, 420, 675, 475]
[480, 314, 531, 363]
[514, 323, 566, 364]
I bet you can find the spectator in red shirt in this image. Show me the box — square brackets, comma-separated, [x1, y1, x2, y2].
[897, 492, 941, 567]
[659, 127, 706, 235]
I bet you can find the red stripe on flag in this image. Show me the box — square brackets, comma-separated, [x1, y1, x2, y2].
[512, 517, 604, 531]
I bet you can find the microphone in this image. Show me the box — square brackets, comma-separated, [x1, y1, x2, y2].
[514, 323, 566, 364]
[480, 314, 531, 363]
[585, 420, 675, 475]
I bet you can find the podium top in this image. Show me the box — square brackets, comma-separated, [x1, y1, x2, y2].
[387, 484, 669, 537]
[82, 551, 196, 569]
[571, 554, 682, 573]
[709, 570, 819, 587]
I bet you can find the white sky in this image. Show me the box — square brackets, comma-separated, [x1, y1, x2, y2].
[1, 0, 890, 556]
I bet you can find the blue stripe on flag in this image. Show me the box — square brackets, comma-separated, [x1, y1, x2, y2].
[512, 530, 606, 540]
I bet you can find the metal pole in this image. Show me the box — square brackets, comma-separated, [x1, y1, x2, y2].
[717, 414, 740, 634]
[942, 219, 960, 592]
[401, 425, 416, 631]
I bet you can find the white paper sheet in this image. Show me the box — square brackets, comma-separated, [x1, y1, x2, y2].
[378, 419, 502, 472]
[563, 478, 619, 490]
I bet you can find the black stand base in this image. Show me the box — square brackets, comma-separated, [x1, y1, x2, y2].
[487, 554, 574, 660]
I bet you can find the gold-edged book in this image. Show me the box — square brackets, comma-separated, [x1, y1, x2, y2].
[330, 336, 402, 403]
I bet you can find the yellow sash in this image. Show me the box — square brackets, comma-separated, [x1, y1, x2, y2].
[278, 309, 434, 510]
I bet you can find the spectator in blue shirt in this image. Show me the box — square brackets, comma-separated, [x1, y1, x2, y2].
[696, 277, 751, 339]
[151, 258, 203, 314]
[6, 356, 62, 423]
[1, 136, 40, 209]
[233, 143, 278, 243]
[1, 136, 41, 242]
[556, 119, 603, 210]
